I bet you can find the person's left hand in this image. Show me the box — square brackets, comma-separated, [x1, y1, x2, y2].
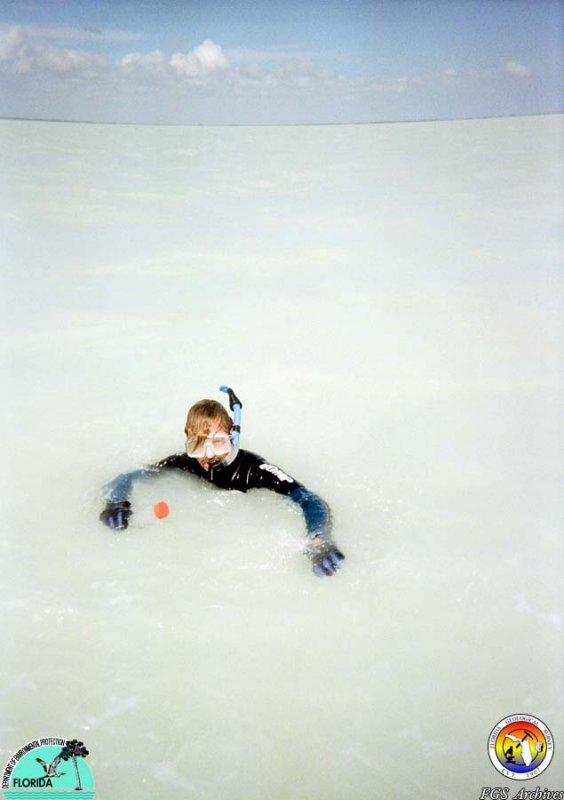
[307, 537, 345, 577]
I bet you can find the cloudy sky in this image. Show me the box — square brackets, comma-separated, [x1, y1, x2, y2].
[0, 0, 562, 125]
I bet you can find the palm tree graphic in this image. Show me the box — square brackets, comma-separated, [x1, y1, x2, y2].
[59, 740, 89, 791]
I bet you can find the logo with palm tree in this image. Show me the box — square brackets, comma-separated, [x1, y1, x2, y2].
[2, 737, 95, 799]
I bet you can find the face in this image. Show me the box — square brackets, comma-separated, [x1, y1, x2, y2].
[191, 418, 233, 471]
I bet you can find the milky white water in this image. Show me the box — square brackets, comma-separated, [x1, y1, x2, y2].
[1, 115, 563, 799]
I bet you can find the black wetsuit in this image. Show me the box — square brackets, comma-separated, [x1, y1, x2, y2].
[104, 448, 331, 538]
[157, 449, 301, 493]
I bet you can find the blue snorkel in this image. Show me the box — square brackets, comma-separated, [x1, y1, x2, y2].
[219, 385, 242, 450]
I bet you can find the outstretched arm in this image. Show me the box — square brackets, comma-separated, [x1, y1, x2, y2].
[100, 455, 187, 530]
[248, 460, 345, 577]
[288, 486, 345, 577]
[100, 467, 160, 530]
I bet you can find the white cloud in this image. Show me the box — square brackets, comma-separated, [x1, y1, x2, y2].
[0, 25, 24, 62]
[121, 49, 168, 75]
[37, 44, 108, 77]
[119, 39, 228, 80]
[0, 25, 109, 77]
[0, 26, 230, 86]
[505, 61, 532, 78]
[441, 61, 533, 83]
[0, 23, 540, 124]
[0, 23, 497, 99]
[170, 39, 227, 77]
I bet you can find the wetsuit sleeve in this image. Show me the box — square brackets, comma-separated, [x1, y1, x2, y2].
[288, 485, 333, 540]
[247, 459, 332, 539]
[103, 454, 187, 503]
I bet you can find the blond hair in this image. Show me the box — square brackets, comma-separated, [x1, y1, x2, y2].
[184, 399, 232, 450]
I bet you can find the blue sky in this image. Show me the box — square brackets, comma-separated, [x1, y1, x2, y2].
[0, 0, 562, 124]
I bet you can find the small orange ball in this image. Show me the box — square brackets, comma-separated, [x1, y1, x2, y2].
[153, 501, 170, 519]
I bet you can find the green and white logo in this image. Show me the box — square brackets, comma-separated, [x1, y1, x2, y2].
[2, 738, 94, 799]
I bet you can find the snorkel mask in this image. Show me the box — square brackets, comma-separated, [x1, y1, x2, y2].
[185, 385, 243, 467]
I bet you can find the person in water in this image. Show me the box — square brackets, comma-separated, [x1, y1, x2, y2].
[100, 388, 344, 577]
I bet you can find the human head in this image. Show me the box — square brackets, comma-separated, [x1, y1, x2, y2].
[185, 399, 233, 467]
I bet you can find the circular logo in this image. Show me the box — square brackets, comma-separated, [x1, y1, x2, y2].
[488, 715, 554, 781]
[2, 738, 95, 799]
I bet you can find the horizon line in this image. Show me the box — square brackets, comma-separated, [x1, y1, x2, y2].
[0, 111, 561, 129]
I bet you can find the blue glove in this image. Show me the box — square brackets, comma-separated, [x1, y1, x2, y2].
[99, 500, 132, 530]
[307, 537, 345, 577]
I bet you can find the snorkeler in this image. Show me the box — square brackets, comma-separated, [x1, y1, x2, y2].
[99, 387, 344, 578]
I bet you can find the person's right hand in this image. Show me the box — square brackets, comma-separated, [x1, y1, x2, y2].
[99, 500, 132, 530]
